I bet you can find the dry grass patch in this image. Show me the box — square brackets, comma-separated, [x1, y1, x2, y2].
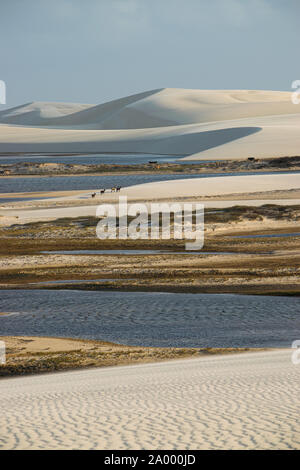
[0, 336, 261, 378]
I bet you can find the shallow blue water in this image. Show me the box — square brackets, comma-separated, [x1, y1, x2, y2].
[41, 250, 253, 255]
[232, 232, 300, 239]
[0, 290, 299, 347]
[1, 170, 299, 197]
[0, 173, 211, 195]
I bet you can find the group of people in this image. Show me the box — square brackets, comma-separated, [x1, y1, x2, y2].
[91, 187, 121, 198]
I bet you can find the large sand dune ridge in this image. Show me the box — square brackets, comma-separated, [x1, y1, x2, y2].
[0, 88, 299, 159]
[0, 88, 297, 129]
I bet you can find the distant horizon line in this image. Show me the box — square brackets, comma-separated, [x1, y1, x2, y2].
[0, 86, 294, 110]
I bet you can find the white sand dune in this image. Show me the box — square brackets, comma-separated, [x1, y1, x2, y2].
[0, 89, 297, 129]
[0, 101, 91, 126]
[185, 113, 300, 160]
[0, 88, 299, 159]
[0, 350, 299, 450]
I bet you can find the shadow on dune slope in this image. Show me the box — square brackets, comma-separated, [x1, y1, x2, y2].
[0, 125, 262, 155]
[150, 126, 262, 155]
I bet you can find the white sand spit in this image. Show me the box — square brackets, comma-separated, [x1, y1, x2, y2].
[124, 173, 300, 199]
[1, 173, 300, 225]
[2, 198, 300, 226]
[0, 350, 299, 450]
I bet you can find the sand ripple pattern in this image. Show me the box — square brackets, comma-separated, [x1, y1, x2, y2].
[0, 350, 299, 449]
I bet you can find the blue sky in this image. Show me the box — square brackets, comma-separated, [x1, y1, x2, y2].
[1, 0, 299, 106]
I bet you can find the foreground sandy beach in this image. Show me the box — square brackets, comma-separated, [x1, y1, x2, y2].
[0, 350, 298, 450]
